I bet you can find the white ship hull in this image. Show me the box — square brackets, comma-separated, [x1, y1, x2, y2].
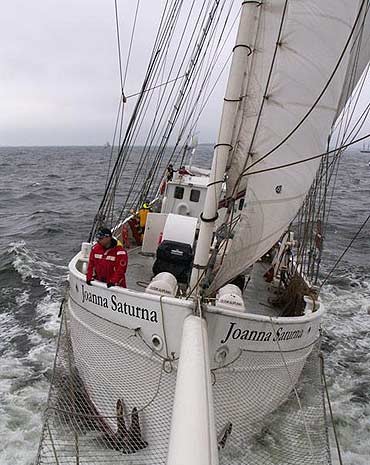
[68, 250, 323, 459]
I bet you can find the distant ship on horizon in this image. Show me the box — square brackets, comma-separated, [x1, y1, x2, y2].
[360, 142, 370, 153]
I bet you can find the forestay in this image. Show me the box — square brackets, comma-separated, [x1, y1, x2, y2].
[209, 1, 366, 293]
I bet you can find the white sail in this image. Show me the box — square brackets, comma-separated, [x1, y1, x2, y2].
[336, 3, 370, 119]
[209, 1, 364, 293]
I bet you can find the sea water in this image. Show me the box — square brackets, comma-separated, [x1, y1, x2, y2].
[0, 146, 369, 464]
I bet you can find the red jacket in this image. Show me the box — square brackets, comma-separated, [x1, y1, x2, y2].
[86, 240, 128, 287]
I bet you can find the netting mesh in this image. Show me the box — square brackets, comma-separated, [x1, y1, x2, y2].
[36, 306, 331, 465]
[213, 348, 331, 465]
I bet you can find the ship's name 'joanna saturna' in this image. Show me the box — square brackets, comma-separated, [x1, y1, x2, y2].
[80, 285, 304, 343]
[80, 284, 158, 322]
[220, 321, 304, 344]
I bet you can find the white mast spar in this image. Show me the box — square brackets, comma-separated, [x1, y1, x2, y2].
[189, 0, 259, 294]
[207, 0, 366, 293]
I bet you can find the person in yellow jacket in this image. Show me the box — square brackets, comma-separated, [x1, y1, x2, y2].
[138, 202, 151, 239]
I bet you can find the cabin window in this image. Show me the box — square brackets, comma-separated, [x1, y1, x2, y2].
[238, 198, 245, 210]
[174, 186, 184, 199]
[190, 189, 200, 202]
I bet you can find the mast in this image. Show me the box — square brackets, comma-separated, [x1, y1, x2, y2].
[189, 1, 259, 294]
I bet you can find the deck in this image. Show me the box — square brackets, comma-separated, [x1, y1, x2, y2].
[124, 246, 280, 318]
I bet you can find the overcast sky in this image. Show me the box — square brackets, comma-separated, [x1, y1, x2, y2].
[1, 1, 369, 147]
[0, 1, 230, 146]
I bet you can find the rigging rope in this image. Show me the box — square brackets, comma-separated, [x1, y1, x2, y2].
[127, 0, 200, 202]
[90, 0, 239, 237]
[89, 47, 162, 241]
[111, 0, 193, 213]
[138, 0, 223, 204]
[246, 0, 288, 155]
[99, 0, 183, 197]
[116, 0, 232, 220]
[143, 0, 234, 200]
[104, 98, 122, 191]
[117, 0, 204, 214]
[268, 317, 317, 462]
[320, 354, 344, 465]
[125, 74, 186, 99]
[114, 0, 125, 99]
[123, 0, 140, 88]
[160, 1, 238, 175]
[208, 132, 370, 182]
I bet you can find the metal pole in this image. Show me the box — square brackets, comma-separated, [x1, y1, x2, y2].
[189, 1, 260, 294]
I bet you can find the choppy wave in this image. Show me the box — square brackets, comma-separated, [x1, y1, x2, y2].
[6, 241, 67, 289]
[29, 210, 68, 217]
[0, 146, 369, 464]
[0, 350, 51, 465]
[321, 276, 370, 465]
[0, 284, 60, 464]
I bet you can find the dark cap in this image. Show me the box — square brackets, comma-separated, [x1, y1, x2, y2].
[96, 228, 112, 239]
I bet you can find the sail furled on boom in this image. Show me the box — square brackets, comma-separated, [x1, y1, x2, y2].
[209, 1, 367, 293]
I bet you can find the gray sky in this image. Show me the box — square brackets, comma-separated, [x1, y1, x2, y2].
[0, 1, 229, 146]
[1, 1, 369, 147]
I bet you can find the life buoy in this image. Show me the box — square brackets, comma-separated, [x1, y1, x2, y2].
[176, 202, 190, 216]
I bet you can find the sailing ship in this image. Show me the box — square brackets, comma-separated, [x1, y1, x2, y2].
[360, 142, 370, 152]
[37, 1, 370, 464]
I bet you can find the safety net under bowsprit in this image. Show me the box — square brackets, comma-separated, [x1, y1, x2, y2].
[36, 307, 332, 465]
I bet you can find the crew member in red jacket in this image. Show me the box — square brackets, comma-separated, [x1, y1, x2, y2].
[86, 228, 128, 288]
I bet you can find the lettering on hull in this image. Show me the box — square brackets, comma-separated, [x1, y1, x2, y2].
[221, 321, 304, 344]
[80, 284, 158, 323]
